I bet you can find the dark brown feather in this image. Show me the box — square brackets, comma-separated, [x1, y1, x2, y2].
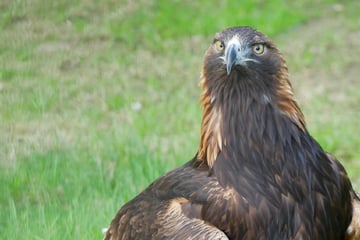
[104, 26, 356, 240]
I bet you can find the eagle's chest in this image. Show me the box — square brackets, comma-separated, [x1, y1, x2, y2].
[202, 164, 299, 239]
[201, 147, 347, 240]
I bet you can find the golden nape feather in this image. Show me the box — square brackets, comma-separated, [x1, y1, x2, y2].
[104, 26, 359, 240]
[197, 80, 223, 167]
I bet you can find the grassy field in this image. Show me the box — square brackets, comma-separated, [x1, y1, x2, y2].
[0, 0, 359, 239]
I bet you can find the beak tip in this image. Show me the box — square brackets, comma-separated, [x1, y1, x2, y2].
[226, 66, 232, 76]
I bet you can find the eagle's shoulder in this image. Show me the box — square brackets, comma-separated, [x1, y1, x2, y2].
[104, 161, 231, 240]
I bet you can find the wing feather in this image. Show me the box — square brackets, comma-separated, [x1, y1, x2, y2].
[104, 163, 229, 240]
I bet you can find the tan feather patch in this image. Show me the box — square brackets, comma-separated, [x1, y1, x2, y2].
[275, 59, 306, 131]
[197, 78, 224, 167]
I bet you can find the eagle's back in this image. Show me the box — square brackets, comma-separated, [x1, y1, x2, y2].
[104, 162, 229, 240]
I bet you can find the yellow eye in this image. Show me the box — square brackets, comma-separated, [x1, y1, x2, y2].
[252, 43, 265, 55]
[215, 40, 224, 51]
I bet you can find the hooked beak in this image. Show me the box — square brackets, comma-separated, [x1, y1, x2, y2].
[225, 37, 260, 75]
[225, 39, 242, 75]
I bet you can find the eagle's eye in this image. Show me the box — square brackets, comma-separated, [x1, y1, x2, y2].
[252, 43, 265, 55]
[215, 40, 225, 51]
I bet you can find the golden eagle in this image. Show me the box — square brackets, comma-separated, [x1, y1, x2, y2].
[104, 26, 359, 240]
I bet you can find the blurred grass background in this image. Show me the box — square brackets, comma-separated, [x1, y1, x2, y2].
[0, 0, 359, 239]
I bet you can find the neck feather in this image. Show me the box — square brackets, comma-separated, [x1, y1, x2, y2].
[197, 63, 305, 167]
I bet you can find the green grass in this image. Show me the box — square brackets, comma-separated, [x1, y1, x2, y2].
[0, 0, 359, 239]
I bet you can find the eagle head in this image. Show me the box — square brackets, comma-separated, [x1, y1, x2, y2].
[198, 26, 305, 166]
[204, 26, 281, 78]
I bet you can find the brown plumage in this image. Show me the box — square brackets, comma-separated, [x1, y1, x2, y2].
[104, 26, 359, 240]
